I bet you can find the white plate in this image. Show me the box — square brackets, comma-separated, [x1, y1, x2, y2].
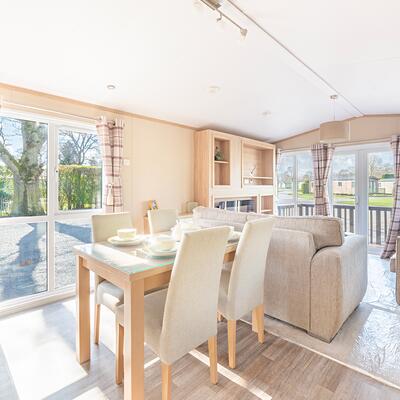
[107, 235, 145, 247]
[141, 245, 178, 258]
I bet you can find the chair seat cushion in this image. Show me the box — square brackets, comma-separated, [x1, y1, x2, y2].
[218, 269, 231, 318]
[116, 289, 168, 356]
[96, 281, 124, 312]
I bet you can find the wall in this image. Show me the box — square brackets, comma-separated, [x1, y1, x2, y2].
[0, 83, 195, 232]
[275, 115, 400, 151]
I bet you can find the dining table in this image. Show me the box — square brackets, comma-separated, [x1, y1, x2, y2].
[73, 232, 239, 400]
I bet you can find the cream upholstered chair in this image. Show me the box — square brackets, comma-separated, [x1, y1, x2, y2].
[115, 226, 231, 399]
[218, 217, 274, 368]
[91, 212, 133, 344]
[147, 209, 178, 234]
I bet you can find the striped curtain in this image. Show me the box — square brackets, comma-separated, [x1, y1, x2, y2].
[382, 135, 400, 259]
[311, 143, 334, 216]
[96, 117, 124, 213]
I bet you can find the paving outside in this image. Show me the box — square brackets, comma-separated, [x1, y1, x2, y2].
[0, 218, 387, 304]
[0, 220, 91, 302]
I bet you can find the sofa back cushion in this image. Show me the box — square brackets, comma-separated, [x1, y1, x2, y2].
[272, 216, 344, 250]
[192, 206, 248, 232]
[194, 207, 344, 250]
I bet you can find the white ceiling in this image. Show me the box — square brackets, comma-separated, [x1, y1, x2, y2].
[0, 0, 399, 141]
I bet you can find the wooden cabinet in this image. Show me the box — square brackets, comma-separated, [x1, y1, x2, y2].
[194, 129, 276, 214]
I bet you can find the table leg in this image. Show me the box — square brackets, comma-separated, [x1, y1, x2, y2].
[124, 279, 145, 400]
[76, 255, 90, 364]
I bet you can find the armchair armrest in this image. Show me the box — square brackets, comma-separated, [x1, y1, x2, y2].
[264, 228, 316, 331]
[310, 234, 368, 341]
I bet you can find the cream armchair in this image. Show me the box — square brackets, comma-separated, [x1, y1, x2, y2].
[218, 218, 274, 368]
[91, 212, 133, 344]
[115, 227, 231, 399]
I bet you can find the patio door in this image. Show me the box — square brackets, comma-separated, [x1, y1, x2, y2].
[0, 110, 102, 313]
[330, 151, 359, 233]
[331, 144, 394, 250]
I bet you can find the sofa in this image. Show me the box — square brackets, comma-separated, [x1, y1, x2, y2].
[193, 206, 368, 342]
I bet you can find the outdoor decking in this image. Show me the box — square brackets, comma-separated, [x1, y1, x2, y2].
[278, 203, 392, 247]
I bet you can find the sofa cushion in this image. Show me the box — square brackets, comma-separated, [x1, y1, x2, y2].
[193, 206, 248, 231]
[194, 207, 344, 250]
[272, 216, 344, 250]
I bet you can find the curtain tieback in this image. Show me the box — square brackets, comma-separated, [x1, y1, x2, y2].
[106, 183, 114, 206]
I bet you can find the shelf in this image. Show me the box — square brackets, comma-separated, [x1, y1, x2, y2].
[260, 194, 274, 215]
[242, 143, 274, 187]
[213, 136, 231, 186]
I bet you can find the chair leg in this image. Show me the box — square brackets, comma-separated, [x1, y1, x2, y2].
[161, 362, 172, 400]
[208, 335, 218, 384]
[252, 309, 258, 333]
[94, 303, 101, 345]
[227, 320, 236, 369]
[115, 324, 124, 385]
[254, 304, 265, 344]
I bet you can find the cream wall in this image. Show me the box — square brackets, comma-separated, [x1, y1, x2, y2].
[0, 83, 195, 232]
[275, 115, 400, 150]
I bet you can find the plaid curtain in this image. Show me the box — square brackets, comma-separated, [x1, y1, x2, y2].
[311, 143, 334, 216]
[381, 135, 400, 259]
[96, 117, 124, 213]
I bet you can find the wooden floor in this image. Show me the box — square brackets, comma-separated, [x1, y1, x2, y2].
[1, 299, 400, 400]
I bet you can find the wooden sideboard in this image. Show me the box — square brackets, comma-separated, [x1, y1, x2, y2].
[194, 129, 276, 214]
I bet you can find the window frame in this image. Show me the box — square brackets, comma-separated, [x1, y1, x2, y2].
[54, 124, 103, 215]
[0, 108, 103, 316]
[277, 150, 314, 216]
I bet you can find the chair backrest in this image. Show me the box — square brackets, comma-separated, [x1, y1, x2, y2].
[147, 209, 178, 234]
[159, 226, 230, 364]
[226, 218, 274, 320]
[91, 212, 133, 242]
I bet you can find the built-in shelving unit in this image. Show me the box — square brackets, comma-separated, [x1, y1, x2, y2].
[242, 141, 274, 187]
[194, 129, 276, 214]
[213, 136, 231, 186]
[260, 194, 274, 214]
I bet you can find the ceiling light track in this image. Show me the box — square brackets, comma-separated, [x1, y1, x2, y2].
[196, 0, 248, 38]
[225, 0, 364, 117]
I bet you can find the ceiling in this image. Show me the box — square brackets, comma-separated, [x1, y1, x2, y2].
[0, 0, 399, 141]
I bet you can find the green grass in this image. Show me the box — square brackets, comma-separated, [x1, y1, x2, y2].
[296, 192, 393, 207]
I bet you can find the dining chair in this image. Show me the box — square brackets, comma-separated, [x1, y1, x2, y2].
[147, 209, 178, 234]
[91, 212, 133, 345]
[218, 217, 274, 369]
[115, 226, 231, 399]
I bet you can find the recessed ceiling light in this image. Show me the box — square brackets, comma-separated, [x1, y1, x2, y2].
[107, 84, 116, 90]
[208, 85, 221, 94]
[262, 110, 272, 117]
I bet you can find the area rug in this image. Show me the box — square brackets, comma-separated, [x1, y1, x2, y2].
[245, 255, 400, 390]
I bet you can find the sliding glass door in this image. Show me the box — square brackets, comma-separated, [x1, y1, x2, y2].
[277, 144, 394, 251]
[277, 151, 314, 216]
[331, 152, 358, 233]
[0, 110, 102, 308]
[331, 145, 393, 250]
[367, 150, 394, 251]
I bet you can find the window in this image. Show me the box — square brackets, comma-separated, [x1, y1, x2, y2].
[277, 151, 314, 216]
[58, 128, 102, 211]
[0, 112, 102, 306]
[277, 154, 294, 198]
[0, 116, 48, 217]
